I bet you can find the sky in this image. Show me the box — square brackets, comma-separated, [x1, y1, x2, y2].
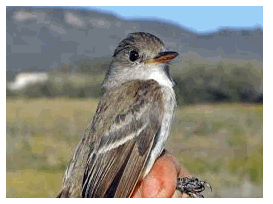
[89, 6, 263, 33]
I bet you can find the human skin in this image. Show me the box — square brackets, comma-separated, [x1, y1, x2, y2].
[131, 151, 191, 198]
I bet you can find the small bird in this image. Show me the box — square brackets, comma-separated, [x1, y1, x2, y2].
[58, 32, 179, 198]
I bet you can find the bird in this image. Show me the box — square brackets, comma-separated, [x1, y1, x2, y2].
[57, 32, 179, 198]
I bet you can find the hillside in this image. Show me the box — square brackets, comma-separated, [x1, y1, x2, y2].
[6, 7, 262, 81]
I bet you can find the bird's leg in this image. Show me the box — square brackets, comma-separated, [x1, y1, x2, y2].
[176, 177, 212, 198]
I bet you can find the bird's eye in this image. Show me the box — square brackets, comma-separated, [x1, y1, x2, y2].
[129, 51, 139, 62]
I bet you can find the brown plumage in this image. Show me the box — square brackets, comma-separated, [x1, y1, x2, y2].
[58, 80, 165, 198]
[58, 32, 178, 198]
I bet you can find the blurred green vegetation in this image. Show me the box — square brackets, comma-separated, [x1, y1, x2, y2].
[166, 103, 263, 197]
[6, 98, 262, 197]
[171, 57, 262, 105]
[6, 57, 262, 197]
[7, 58, 262, 105]
[6, 98, 97, 197]
[7, 72, 104, 99]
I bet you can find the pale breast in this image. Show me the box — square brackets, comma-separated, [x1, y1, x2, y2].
[143, 85, 176, 176]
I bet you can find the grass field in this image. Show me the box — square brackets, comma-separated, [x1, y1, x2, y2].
[6, 98, 263, 198]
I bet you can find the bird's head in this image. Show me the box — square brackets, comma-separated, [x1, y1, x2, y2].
[102, 32, 178, 89]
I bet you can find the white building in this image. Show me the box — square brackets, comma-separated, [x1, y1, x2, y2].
[7, 72, 49, 91]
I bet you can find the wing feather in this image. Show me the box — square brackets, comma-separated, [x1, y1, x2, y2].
[59, 80, 164, 198]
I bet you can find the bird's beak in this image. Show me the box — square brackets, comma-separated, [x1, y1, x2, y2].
[148, 51, 179, 64]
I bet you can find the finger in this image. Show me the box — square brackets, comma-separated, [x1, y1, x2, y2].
[162, 152, 191, 198]
[131, 151, 177, 198]
[163, 151, 192, 198]
[147, 151, 178, 198]
[131, 150, 192, 198]
[130, 173, 161, 198]
[164, 150, 192, 177]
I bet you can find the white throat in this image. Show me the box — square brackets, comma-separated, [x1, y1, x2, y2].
[146, 65, 174, 88]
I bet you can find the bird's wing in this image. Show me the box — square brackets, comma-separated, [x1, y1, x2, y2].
[80, 80, 164, 198]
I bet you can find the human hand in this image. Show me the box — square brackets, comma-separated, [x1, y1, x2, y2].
[131, 150, 191, 198]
